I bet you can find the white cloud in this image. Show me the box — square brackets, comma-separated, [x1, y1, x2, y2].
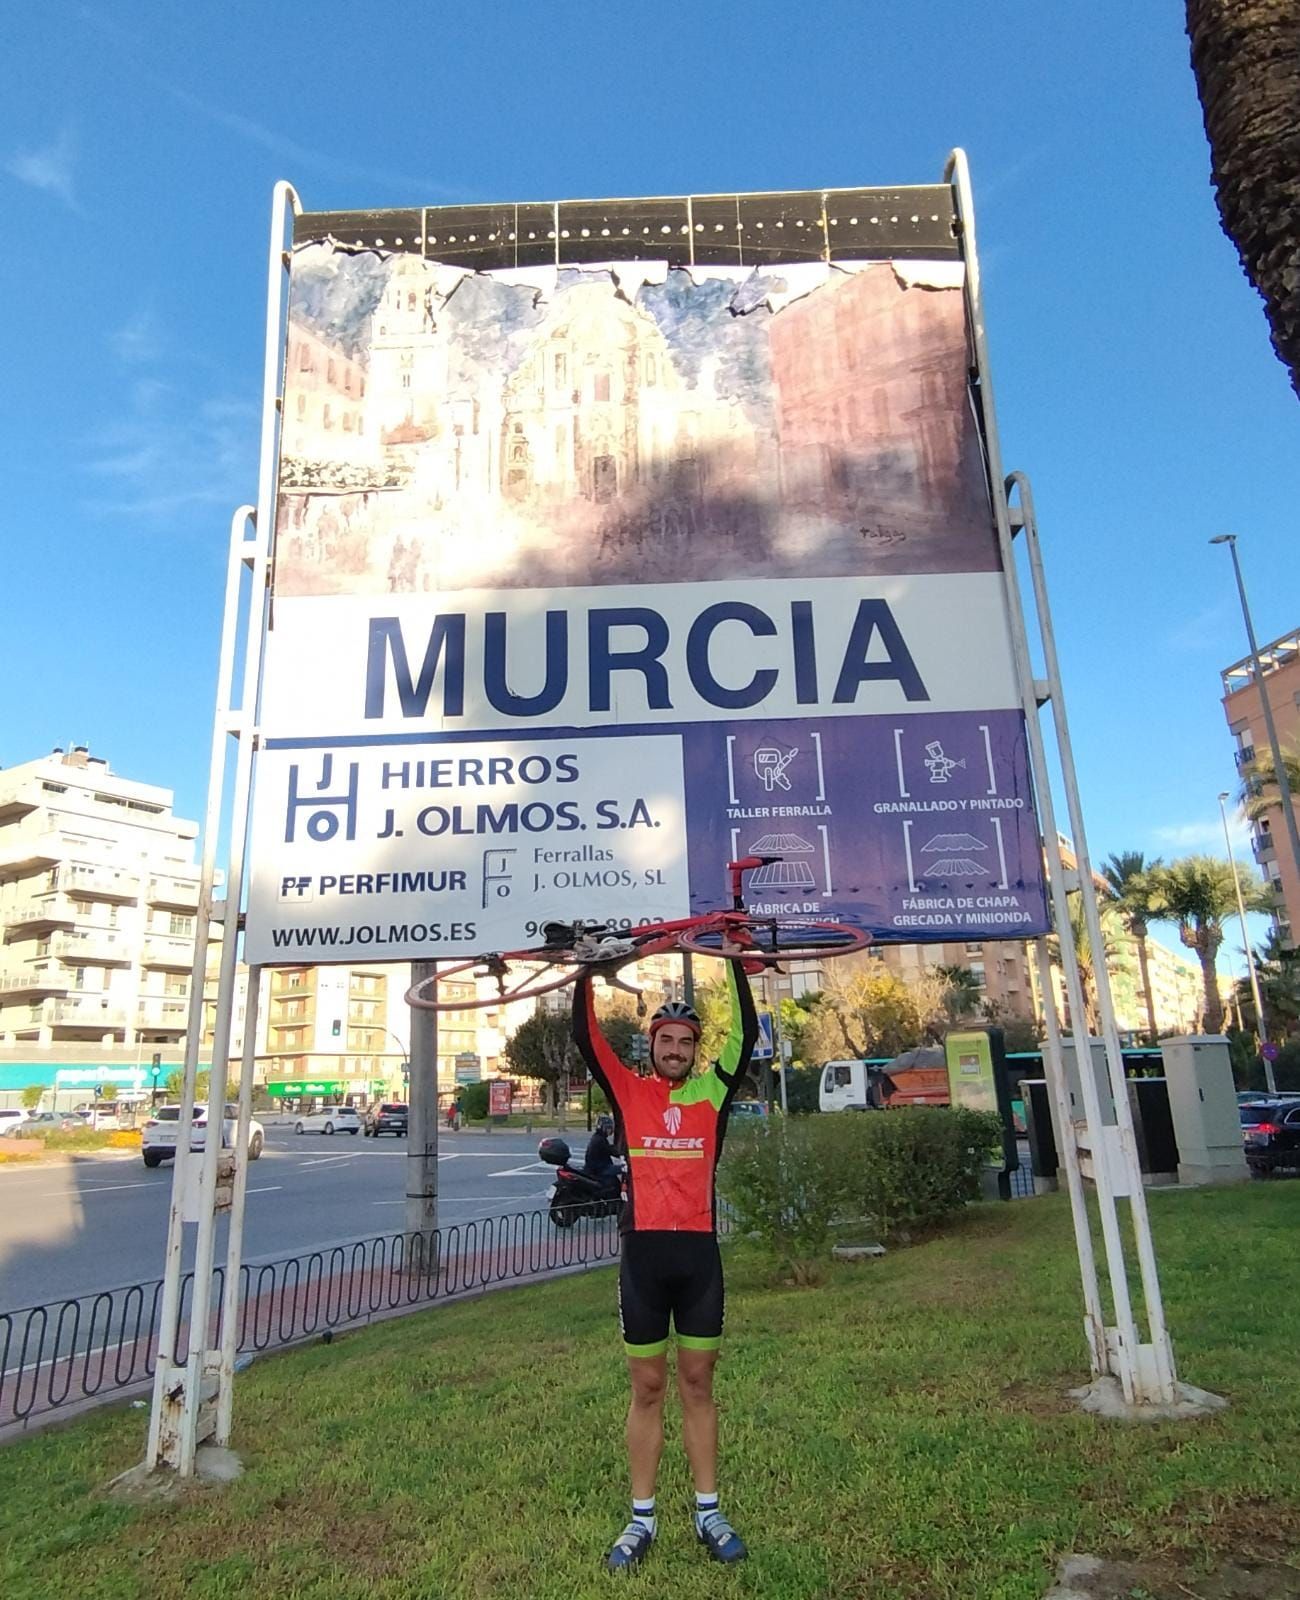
[109, 310, 164, 366]
[4, 126, 78, 210]
[82, 392, 258, 522]
[1151, 813, 1250, 855]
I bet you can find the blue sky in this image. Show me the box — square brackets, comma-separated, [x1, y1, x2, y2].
[2, 1, 1295, 976]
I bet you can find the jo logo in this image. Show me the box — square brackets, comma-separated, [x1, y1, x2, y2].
[663, 1105, 682, 1135]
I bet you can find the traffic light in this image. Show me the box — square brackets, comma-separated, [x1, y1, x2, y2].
[150, 1052, 163, 1082]
[331, 1019, 341, 1038]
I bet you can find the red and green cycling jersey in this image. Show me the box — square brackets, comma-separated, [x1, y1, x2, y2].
[572, 961, 757, 1234]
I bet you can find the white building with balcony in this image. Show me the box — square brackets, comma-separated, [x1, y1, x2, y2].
[0, 748, 201, 1047]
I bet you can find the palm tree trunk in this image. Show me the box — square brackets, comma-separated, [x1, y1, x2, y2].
[1134, 925, 1159, 1042]
[1198, 944, 1225, 1034]
[1187, 0, 1300, 398]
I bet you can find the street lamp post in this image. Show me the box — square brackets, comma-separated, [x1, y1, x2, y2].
[1210, 534, 1300, 905]
[1218, 790, 1275, 1095]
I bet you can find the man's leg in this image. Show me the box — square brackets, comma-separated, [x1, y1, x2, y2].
[675, 1346, 718, 1493]
[626, 1354, 668, 1499]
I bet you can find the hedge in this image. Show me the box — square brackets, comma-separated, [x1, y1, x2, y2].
[718, 1106, 1001, 1282]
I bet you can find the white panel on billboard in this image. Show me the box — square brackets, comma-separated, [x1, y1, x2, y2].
[244, 200, 1050, 963]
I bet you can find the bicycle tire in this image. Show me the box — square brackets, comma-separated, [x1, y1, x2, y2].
[405, 957, 581, 1012]
[677, 919, 871, 964]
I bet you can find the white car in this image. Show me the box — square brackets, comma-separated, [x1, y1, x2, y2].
[0, 1108, 31, 1137]
[293, 1105, 361, 1136]
[141, 1104, 265, 1168]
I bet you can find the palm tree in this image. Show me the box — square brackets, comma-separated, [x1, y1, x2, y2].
[1238, 744, 1300, 824]
[1187, 2, 1300, 399]
[935, 964, 982, 1023]
[1235, 929, 1300, 1035]
[1101, 851, 1165, 1043]
[1048, 892, 1121, 1034]
[1151, 855, 1272, 1033]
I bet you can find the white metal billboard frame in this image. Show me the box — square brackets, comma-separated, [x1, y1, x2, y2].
[143, 155, 1178, 1475]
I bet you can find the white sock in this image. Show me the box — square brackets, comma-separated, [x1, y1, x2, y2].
[632, 1498, 656, 1537]
[695, 1491, 719, 1532]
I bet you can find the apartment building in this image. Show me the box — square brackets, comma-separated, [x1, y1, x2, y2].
[1221, 625, 1300, 947]
[0, 749, 200, 1047]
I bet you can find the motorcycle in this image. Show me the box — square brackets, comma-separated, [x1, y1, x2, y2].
[538, 1136, 624, 1228]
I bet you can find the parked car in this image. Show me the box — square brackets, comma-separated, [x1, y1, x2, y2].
[1240, 1099, 1300, 1174]
[730, 1099, 769, 1123]
[13, 1111, 86, 1134]
[294, 1105, 361, 1136]
[364, 1102, 409, 1138]
[141, 1104, 265, 1168]
[0, 1108, 31, 1137]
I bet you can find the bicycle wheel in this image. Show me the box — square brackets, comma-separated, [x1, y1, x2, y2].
[405, 955, 582, 1012]
[678, 918, 871, 964]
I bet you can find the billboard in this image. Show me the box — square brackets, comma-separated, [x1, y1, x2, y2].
[245, 190, 1049, 962]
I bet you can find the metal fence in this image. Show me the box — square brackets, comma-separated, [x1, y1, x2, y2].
[2, 1157, 1038, 1434]
[0, 1205, 622, 1431]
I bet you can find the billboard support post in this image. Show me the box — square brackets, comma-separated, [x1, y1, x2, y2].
[145, 179, 300, 1477]
[948, 148, 1175, 1404]
[406, 960, 439, 1261]
[217, 963, 262, 1444]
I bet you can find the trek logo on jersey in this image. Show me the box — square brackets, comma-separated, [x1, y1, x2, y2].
[641, 1136, 706, 1151]
[663, 1105, 683, 1135]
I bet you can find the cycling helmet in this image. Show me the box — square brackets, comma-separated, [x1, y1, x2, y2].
[648, 999, 701, 1039]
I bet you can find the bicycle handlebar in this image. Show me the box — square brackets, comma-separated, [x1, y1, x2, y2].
[725, 854, 782, 910]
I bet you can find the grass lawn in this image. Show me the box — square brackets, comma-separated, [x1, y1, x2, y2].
[2, 1185, 1298, 1599]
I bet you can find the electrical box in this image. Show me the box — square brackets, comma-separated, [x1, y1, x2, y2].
[1159, 1035, 1249, 1187]
[1059, 1036, 1116, 1125]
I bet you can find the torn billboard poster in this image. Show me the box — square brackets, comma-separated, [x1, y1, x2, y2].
[244, 191, 1050, 963]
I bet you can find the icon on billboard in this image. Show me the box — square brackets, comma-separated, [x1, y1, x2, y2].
[278, 875, 315, 902]
[923, 741, 966, 784]
[919, 831, 987, 877]
[753, 745, 797, 792]
[481, 848, 516, 907]
[284, 754, 358, 843]
[747, 832, 816, 891]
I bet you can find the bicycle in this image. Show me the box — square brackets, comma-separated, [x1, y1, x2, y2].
[405, 855, 870, 1013]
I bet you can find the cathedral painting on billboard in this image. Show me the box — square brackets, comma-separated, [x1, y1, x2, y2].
[273, 251, 995, 597]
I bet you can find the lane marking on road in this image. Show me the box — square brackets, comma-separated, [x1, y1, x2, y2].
[297, 1154, 360, 1168]
[245, 1185, 284, 1194]
[30, 1180, 158, 1198]
[488, 1162, 552, 1177]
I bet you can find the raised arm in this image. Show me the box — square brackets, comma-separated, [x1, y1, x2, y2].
[571, 971, 634, 1110]
[714, 958, 759, 1090]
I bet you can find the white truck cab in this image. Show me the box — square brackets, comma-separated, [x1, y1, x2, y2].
[819, 1060, 873, 1112]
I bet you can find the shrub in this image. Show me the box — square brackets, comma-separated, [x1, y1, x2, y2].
[458, 1081, 491, 1120]
[829, 1106, 1000, 1242]
[718, 1118, 846, 1284]
[718, 1107, 1002, 1282]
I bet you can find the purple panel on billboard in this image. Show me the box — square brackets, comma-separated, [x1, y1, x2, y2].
[680, 709, 1048, 941]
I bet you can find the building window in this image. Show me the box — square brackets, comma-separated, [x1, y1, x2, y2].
[296, 392, 307, 418]
[554, 352, 566, 385]
[322, 404, 332, 429]
[645, 356, 656, 386]
[298, 344, 311, 371]
[593, 372, 611, 402]
[408, 292, 417, 312]
[327, 359, 336, 384]
[169, 914, 194, 937]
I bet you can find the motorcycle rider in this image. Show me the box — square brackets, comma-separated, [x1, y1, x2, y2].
[584, 1113, 619, 1197]
[572, 965, 756, 1573]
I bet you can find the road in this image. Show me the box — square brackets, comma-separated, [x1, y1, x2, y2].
[0, 1121, 584, 1314]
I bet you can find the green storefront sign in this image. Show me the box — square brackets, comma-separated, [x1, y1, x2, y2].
[266, 1080, 344, 1098]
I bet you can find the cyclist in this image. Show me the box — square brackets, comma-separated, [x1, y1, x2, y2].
[572, 961, 757, 1572]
